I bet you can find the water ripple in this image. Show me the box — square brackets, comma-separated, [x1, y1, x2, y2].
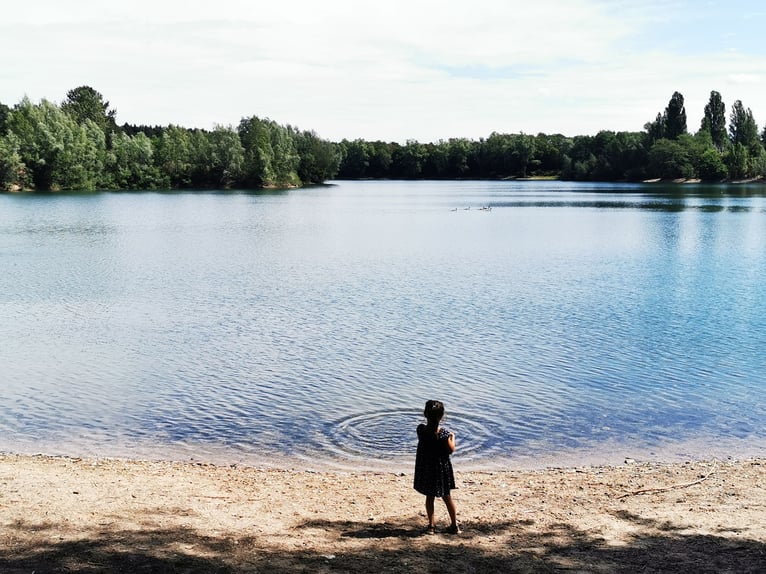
[320, 409, 505, 463]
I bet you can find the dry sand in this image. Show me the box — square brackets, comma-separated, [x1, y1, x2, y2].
[1, 453, 764, 573]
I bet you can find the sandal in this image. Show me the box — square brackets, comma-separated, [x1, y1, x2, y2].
[423, 525, 435, 535]
[446, 524, 462, 534]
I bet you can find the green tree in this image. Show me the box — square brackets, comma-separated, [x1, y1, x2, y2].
[366, 141, 393, 179]
[7, 97, 104, 190]
[422, 142, 449, 178]
[61, 86, 117, 134]
[446, 138, 472, 177]
[0, 102, 10, 134]
[508, 133, 536, 177]
[107, 131, 165, 189]
[293, 129, 339, 184]
[61, 119, 107, 190]
[724, 143, 749, 180]
[689, 131, 727, 181]
[644, 112, 665, 145]
[611, 131, 648, 181]
[337, 139, 370, 178]
[6, 97, 56, 189]
[392, 140, 427, 178]
[562, 135, 597, 180]
[729, 100, 760, 151]
[728, 100, 764, 177]
[153, 125, 193, 187]
[699, 90, 727, 151]
[482, 132, 513, 177]
[207, 126, 245, 187]
[644, 92, 687, 145]
[664, 91, 687, 140]
[0, 132, 29, 190]
[238, 116, 275, 186]
[647, 138, 694, 179]
[696, 147, 728, 180]
[187, 129, 213, 187]
[533, 133, 569, 175]
[268, 122, 300, 186]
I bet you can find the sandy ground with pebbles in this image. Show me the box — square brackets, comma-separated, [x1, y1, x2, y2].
[1, 453, 765, 573]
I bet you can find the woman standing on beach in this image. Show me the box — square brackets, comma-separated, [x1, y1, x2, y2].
[414, 400, 460, 534]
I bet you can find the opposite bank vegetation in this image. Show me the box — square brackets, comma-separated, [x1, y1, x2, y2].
[1, 87, 765, 192]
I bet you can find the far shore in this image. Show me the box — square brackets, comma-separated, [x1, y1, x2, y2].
[642, 176, 765, 184]
[1, 452, 764, 573]
[6, 175, 766, 194]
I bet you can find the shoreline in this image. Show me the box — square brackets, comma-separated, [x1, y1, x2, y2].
[1, 453, 764, 572]
[4, 431, 765, 473]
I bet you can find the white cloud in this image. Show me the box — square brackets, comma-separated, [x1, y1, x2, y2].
[728, 73, 763, 85]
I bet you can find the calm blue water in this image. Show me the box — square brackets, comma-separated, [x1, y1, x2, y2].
[1, 181, 765, 470]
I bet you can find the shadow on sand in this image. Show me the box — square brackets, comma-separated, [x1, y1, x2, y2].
[1, 511, 764, 573]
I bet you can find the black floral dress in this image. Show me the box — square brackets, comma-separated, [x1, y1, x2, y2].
[413, 424, 456, 497]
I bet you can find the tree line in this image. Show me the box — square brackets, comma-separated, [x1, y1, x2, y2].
[1, 87, 765, 192]
[335, 91, 766, 183]
[0, 86, 340, 191]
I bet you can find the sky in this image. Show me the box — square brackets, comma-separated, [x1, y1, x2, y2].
[2, 0, 766, 143]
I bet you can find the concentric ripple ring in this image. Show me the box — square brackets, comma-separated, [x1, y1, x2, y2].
[320, 408, 503, 463]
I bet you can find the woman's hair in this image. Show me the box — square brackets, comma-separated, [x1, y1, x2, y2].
[423, 400, 445, 430]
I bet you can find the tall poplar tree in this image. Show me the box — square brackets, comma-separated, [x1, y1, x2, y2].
[729, 100, 760, 151]
[700, 90, 727, 150]
[664, 91, 687, 140]
[727, 100, 764, 179]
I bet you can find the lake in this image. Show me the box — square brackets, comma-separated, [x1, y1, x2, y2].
[1, 180, 765, 470]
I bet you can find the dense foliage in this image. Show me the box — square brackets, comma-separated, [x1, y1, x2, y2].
[0, 87, 339, 191]
[335, 91, 766, 183]
[1, 87, 765, 191]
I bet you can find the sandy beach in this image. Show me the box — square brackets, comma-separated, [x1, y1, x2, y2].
[1, 454, 764, 573]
